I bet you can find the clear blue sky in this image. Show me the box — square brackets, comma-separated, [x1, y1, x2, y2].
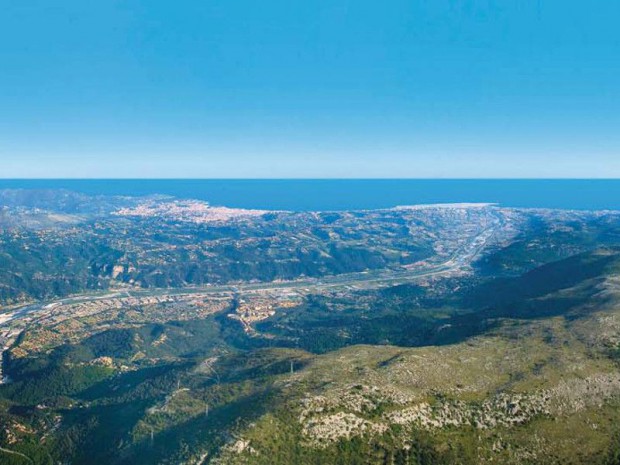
[1, 0, 619, 178]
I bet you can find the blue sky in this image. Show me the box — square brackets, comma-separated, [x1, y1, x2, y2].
[1, 0, 619, 178]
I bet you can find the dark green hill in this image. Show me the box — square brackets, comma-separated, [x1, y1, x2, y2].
[468, 247, 620, 307]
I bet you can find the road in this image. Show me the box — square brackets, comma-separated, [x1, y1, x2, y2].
[0, 446, 34, 464]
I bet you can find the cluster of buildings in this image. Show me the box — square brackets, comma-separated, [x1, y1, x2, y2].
[114, 200, 269, 224]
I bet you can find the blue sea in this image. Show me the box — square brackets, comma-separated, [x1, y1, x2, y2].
[0, 179, 619, 211]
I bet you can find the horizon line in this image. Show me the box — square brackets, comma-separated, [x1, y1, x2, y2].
[1, 177, 620, 181]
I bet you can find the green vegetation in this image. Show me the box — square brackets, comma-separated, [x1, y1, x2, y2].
[3, 193, 620, 463]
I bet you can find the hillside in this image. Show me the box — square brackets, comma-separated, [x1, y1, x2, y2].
[2, 247, 620, 463]
[2, 194, 620, 464]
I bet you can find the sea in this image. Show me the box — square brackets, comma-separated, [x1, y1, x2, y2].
[0, 179, 619, 212]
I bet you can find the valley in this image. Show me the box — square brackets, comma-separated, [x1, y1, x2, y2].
[1, 190, 620, 464]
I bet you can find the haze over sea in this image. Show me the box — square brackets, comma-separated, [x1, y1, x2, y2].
[0, 179, 619, 212]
